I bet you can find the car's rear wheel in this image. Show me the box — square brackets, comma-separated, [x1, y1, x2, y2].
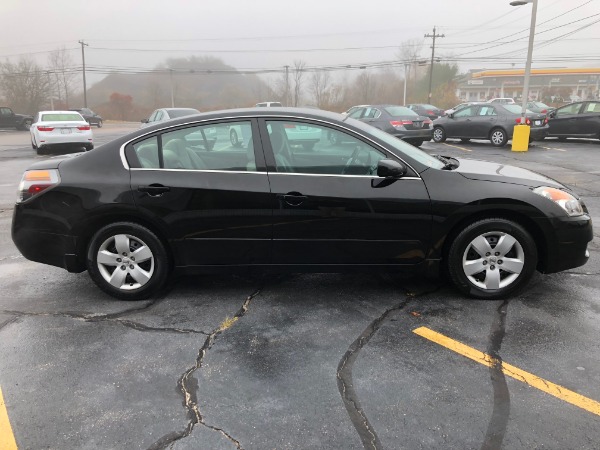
[87, 222, 169, 301]
[230, 129, 240, 147]
[447, 218, 537, 299]
[18, 119, 32, 131]
[433, 127, 446, 143]
[410, 140, 424, 147]
[97, 120, 103, 128]
[85, 144, 94, 151]
[490, 128, 508, 147]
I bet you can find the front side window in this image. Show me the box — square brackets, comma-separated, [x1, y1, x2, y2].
[131, 121, 256, 172]
[556, 103, 582, 116]
[266, 120, 386, 176]
[454, 107, 477, 118]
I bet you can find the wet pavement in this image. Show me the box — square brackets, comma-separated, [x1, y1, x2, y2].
[1, 130, 599, 449]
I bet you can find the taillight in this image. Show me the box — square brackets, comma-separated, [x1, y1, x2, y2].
[515, 118, 531, 125]
[424, 119, 433, 125]
[17, 169, 60, 203]
[544, 117, 548, 124]
[77, 125, 91, 130]
[37, 126, 54, 132]
[390, 120, 413, 128]
[427, 110, 434, 115]
[541, 109, 547, 114]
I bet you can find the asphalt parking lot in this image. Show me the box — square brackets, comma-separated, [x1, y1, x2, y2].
[1, 125, 599, 449]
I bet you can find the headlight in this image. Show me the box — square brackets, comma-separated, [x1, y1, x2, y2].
[533, 186, 584, 217]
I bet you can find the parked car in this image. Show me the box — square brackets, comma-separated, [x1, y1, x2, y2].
[0, 106, 33, 130]
[526, 101, 554, 114]
[432, 103, 548, 147]
[255, 102, 283, 107]
[406, 104, 445, 120]
[347, 104, 432, 147]
[546, 101, 600, 141]
[12, 108, 591, 301]
[444, 102, 484, 116]
[141, 108, 200, 128]
[30, 110, 93, 154]
[488, 98, 516, 105]
[70, 108, 103, 127]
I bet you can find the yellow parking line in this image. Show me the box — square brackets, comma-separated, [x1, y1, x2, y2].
[443, 143, 471, 152]
[413, 326, 600, 417]
[541, 146, 567, 152]
[0, 386, 18, 449]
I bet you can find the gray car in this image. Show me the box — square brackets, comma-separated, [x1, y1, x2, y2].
[432, 103, 549, 147]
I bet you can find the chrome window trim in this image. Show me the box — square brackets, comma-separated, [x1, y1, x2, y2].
[119, 113, 422, 178]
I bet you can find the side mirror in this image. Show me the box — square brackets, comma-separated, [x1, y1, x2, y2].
[448, 113, 454, 119]
[548, 110, 556, 119]
[377, 159, 407, 178]
[141, 118, 149, 123]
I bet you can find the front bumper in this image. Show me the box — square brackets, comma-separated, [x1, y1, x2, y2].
[539, 214, 593, 273]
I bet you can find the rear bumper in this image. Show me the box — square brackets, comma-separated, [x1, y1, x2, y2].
[37, 132, 93, 147]
[391, 129, 434, 141]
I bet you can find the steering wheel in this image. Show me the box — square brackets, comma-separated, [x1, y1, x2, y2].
[342, 147, 362, 175]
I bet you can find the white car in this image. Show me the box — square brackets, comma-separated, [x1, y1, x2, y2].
[30, 111, 94, 155]
[140, 108, 200, 128]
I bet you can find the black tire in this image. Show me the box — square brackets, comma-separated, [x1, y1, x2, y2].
[36, 146, 45, 155]
[86, 222, 170, 301]
[230, 129, 240, 147]
[447, 218, 537, 299]
[460, 138, 470, 143]
[18, 119, 32, 131]
[433, 126, 447, 143]
[31, 139, 36, 150]
[97, 120, 103, 128]
[490, 128, 508, 147]
[410, 140, 424, 147]
[85, 144, 94, 151]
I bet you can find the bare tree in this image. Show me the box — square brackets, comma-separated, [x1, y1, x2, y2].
[48, 47, 78, 108]
[292, 59, 306, 107]
[356, 71, 375, 104]
[310, 69, 331, 108]
[396, 39, 425, 102]
[0, 58, 49, 113]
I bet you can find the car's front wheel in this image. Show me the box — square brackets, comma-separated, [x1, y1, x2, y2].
[433, 127, 446, 143]
[447, 218, 537, 299]
[87, 222, 170, 300]
[230, 129, 240, 147]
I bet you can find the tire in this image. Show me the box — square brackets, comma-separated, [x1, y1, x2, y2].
[97, 120, 103, 128]
[433, 126, 446, 143]
[85, 144, 94, 151]
[36, 145, 45, 155]
[230, 129, 240, 147]
[490, 128, 508, 147]
[31, 139, 37, 150]
[447, 218, 537, 299]
[460, 138, 470, 143]
[86, 222, 170, 301]
[18, 119, 32, 131]
[411, 140, 424, 147]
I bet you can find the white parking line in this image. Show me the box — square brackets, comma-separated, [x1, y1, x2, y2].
[541, 146, 567, 152]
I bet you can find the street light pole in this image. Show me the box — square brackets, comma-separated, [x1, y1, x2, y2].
[511, 0, 538, 122]
[403, 63, 408, 105]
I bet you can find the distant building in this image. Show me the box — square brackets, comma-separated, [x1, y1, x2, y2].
[456, 68, 600, 103]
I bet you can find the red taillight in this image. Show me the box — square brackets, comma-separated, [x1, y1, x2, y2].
[427, 110, 434, 115]
[284, 124, 296, 129]
[515, 118, 531, 125]
[77, 125, 91, 131]
[541, 109, 547, 114]
[37, 126, 54, 131]
[28, 185, 51, 195]
[544, 117, 548, 124]
[424, 119, 433, 125]
[390, 120, 413, 127]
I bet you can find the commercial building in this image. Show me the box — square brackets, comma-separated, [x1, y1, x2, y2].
[456, 68, 600, 103]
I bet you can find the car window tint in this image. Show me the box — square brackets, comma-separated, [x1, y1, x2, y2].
[454, 107, 476, 118]
[479, 106, 497, 116]
[583, 102, 600, 114]
[159, 121, 255, 172]
[557, 103, 582, 116]
[133, 137, 160, 169]
[266, 120, 386, 176]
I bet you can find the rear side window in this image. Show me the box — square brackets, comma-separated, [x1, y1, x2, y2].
[478, 106, 497, 116]
[133, 137, 160, 169]
[454, 107, 477, 118]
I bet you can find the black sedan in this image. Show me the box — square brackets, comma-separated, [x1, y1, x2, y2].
[70, 108, 103, 127]
[407, 104, 445, 120]
[346, 104, 433, 147]
[546, 101, 600, 141]
[432, 103, 549, 147]
[12, 108, 592, 301]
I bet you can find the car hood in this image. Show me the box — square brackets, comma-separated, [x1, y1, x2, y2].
[453, 157, 565, 189]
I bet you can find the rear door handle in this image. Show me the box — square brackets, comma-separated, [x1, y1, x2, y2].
[277, 192, 307, 206]
[138, 184, 170, 197]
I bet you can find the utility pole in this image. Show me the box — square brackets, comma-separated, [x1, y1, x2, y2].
[46, 72, 54, 110]
[424, 27, 444, 102]
[403, 63, 409, 105]
[169, 68, 175, 107]
[284, 65, 290, 106]
[78, 40, 88, 107]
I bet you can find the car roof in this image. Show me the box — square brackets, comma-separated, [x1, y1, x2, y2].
[39, 110, 84, 114]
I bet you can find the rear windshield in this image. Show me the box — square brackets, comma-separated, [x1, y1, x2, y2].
[503, 105, 534, 114]
[168, 109, 200, 118]
[384, 106, 418, 117]
[41, 113, 83, 121]
[421, 104, 438, 110]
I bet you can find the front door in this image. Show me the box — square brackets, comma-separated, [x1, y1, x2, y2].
[549, 102, 584, 137]
[127, 119, 272, 267]
[259, 119, 432, 267]
[446, 105, 480, 138]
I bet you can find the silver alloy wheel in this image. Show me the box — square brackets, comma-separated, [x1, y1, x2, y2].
[96, 233, 154, 291]
[491, 130, 505, 145]
[462, 231, 524, 290]
[433, 128, 444, 141]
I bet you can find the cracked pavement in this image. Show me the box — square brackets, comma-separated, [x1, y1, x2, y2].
[1, 133, 600, 449]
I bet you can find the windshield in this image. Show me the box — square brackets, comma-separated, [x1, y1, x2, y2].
[168, 109, 200, 118]
[344, 117, 445, 170]
[384, 106, 418, 117]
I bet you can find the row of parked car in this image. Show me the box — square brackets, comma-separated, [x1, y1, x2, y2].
[343, 98, 600, 147]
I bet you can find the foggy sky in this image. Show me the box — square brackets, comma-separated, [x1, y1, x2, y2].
[1, 0, 599, 86]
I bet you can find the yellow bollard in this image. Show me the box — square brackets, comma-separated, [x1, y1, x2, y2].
[511, 124, 530, 152]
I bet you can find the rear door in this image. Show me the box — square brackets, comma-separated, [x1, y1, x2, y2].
[127, 119, 273, 267]
[258, 118, 432, 267]
[579, 101, 600, 137]
[548, 102, 584, 137]
[471, 105, 498, 138]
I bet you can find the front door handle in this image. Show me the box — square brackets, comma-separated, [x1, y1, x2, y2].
[277, 192, 307, 206]
[138, 184, 170, 197]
